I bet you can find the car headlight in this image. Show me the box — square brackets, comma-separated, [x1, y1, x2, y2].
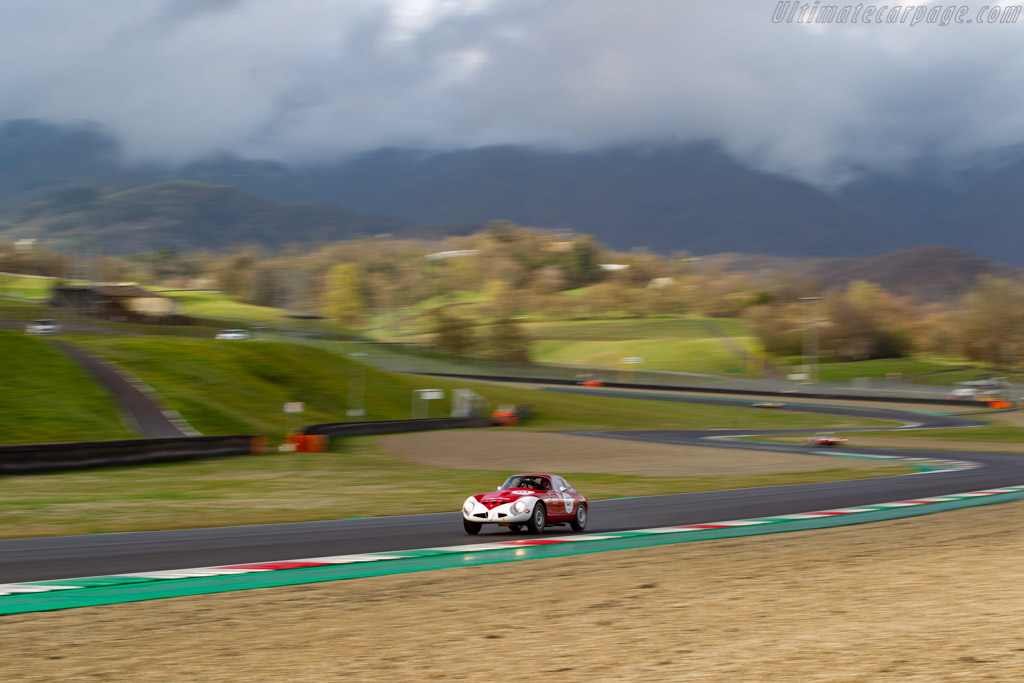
[512, 500, 529, 514]
[463, 499, 475, 514]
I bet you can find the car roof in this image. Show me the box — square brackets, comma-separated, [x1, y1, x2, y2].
[511, 473, 556, 479]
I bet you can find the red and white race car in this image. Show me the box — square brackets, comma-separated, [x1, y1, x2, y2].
[806, 434, 848, 447]
[462, 473, 588, 534]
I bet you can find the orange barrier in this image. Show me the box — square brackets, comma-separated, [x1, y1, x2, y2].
[284, 433, 329, 452]
[492, 410, 519, 427]
[988, 400, 1013, 409]
[304, 434, 328, 452]
[580, 380, 604, 387]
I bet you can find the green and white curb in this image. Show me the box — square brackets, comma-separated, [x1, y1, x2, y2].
[3, 482, 1024, 615]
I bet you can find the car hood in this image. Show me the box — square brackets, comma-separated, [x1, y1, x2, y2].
[473, 490, 540, 506]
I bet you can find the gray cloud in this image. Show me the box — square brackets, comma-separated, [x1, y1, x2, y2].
[2, 0, 1023, 184]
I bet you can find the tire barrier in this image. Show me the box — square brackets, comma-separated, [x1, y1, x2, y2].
[0, 435, 256, 474]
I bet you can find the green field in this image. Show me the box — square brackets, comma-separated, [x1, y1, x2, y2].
[0, 332, 919, 538]
[520, 317, 748, 340]
[0, 331, 133, 443]
[531, 337, 757, 375]
[807, 358, 978, 383]
[72, 335, 884, 437]
[161, 290, 297, 324]
[511, 316, 761, 376]
[0, 436, 912, 538]
[0, 273, 55, 300]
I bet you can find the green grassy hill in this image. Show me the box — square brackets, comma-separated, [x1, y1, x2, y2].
[521, 318, 760, 376]
[73, 336, 883, 439]
[0, 331, 133, 444]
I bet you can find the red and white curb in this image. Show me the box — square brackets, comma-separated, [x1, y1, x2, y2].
[4, 482, 1024, 598]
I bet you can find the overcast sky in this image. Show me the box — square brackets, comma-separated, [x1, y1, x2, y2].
[2, 0, 1023, 185]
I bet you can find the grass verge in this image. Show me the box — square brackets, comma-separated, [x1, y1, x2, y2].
[0, 331, 134, 444]
[0, 436, 912, 539]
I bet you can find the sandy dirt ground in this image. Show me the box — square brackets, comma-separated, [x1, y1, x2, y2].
[4, 500, 1024, 681]
[379, 431, 887, 476]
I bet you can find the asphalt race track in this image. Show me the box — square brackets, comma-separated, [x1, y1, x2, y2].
[2, 394, 1022, 585]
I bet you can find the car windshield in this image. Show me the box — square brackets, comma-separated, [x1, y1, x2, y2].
[501, 475, 550, 491]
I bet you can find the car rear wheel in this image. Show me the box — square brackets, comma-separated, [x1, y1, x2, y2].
[526, 503, 546, 534]
[570, 503, 588, 532]
[463, 519, 482, 534]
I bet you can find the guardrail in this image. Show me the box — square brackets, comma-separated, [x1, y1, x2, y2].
[415, 372, 980, 407]
[302, 416, 493, 442]
[0, 435, 257, 474]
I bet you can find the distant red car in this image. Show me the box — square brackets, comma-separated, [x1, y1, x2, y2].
[462, 473, 588, 534]
[806, 435, 848, 447]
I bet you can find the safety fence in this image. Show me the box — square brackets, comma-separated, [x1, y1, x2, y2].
[0, 435, 257, 474]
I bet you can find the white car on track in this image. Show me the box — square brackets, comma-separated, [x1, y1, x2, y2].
[215, 329, 251, 340]
[25, 319, 61, 335]
[461, 473, 588, 534]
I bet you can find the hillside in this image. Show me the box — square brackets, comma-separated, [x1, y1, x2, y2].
[0, 331, 133, 444]
[8, 119, 1024, 262]
[198, 144, 893, 258]
[0, 180, 410, 252]
[72, 336, 869, 436]
[703, 246, 1022, 302]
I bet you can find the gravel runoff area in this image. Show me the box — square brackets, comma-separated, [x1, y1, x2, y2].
[379, 431, 888, 477]
[3, 500, 1024, 681]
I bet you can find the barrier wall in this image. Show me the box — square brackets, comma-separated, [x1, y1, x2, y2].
[302, 416, 493, 440]
[2, 412, 514, 474]
[415, 372, 979, 407]
[0, 435, 255, 474]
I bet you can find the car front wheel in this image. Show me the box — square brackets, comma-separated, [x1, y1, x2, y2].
[463, 519, 482, 534]
[570, 503, 588, 532]
[526, 503, 546, 534]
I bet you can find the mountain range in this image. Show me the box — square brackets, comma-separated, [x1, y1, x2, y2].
[2, 119, 1024, 266]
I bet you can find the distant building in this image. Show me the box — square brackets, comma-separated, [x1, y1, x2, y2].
[599, 263, 630, 271]
[647, 277, 676, 289]
[14, 238, 37, 253]
[52, 285, 182, 322]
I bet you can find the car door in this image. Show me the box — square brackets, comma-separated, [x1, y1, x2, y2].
[550, 476, 575, 520]
[537, 477, 564, 519]
[558, 477, 584, 520]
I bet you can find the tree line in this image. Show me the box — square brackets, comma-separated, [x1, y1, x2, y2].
[2, 223, 1023, 368]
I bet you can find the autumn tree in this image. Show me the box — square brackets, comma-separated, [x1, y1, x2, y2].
[321, 263, 365, 328]
[479, 317, 531, 363]
[959, 276, 1024, 366]
[820, 281, 912, 360]
[431, 310, 475, 354]
[564, 237, 604, 288]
